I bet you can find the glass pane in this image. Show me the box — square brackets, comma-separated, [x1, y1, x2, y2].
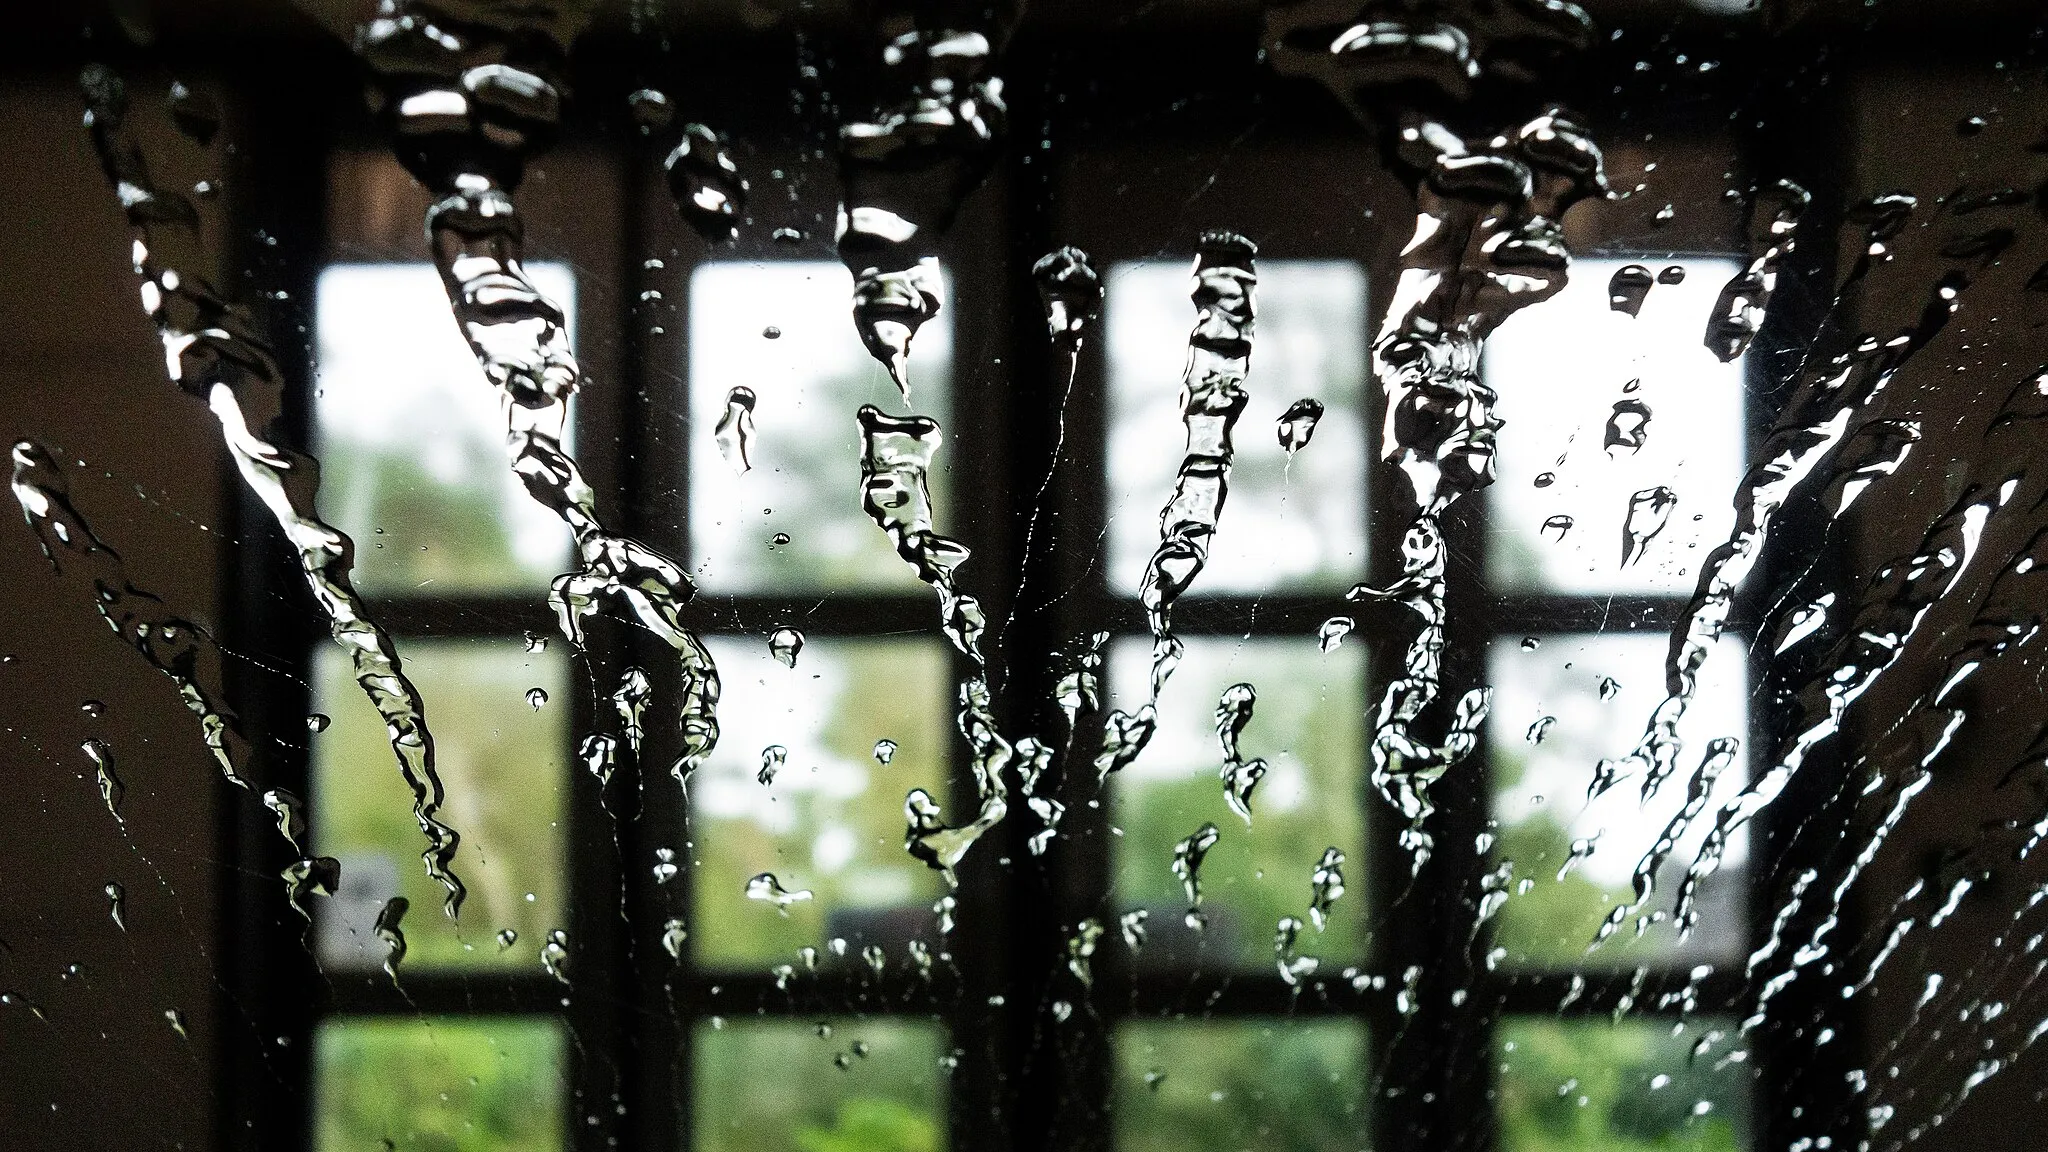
[689, 261, 952, 592]
[314, 262, 577, 595]
[695, 1018, 946, 1152]
[313, 639, 569, 972]
[1496, 1017, 1750, 1152]
[1484, 256, 1746, 595]
[1108, 260, 1368, 595]
[691, 636, 950, 968]
[1110, 636, 1366, 970]
[314, 1016, 566, 1152]
[1114, 1020, 1367, 1152]
[1487, 634, 1749, 968]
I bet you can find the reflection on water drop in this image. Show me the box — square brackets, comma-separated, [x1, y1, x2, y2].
[1607, 263, 1654, 316]
[770, 532, 791, 547]
[1145, 1069, 1167, 1092]
[665, 123, 747, 242]
[523, 630, 548, 653]
[306, 713, 330, 733]
[714, 387, 757, 475]
[526, 687, 549, 710]
[1120, 909, 1149, 952]
[1599, 676, 1621, 701]
[1308, 847, 1346, 931]
[373, 896, 408, 981]
[613, 667, 651, 757]
[81, 739, 122, 821]
[1658, 265, 1686, 285]
[757, 745, 786, 786]
[1171, 822, 1220, 926]
[746, 872, 813, 915]
[105, 882, 126, 932]
[261, 788, 306, 849]
[768, 627, 804, 668]
[762, 326, 781, 340]
[542, 929, 571, 986]
[1526, 715, 1556, 744]
[626, 88, 673, 132]
[1534, 471, 1556, 488]
[1621, 486, 1678, 567]
[1033, 246, 1104, 341]
[771, 227, 803, 244]
[166, 80, 220, 146]
[80, 700, 105, 719]
[579, 734, 616, 788]
[165, 1008, 189, 1039]
[1521, 637, 1541, 651]
[1319, 616, 1354, 652]
[1541, 514, 1574, 540]
[652, 847, 679, 884]
[1604, 396, 1652, 455]
[662, 918, 688, 961]
[1277, 397, 1326, 454]
[496, 928, 518, 951]
[873, 739, 897, 764]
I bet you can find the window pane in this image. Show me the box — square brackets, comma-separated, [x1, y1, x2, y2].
[1108, 260, 1368, 595]
[1110, 637, 1366, 970]
[313, 639, 569, 972]
[1115, 1020, 1367, 1152]
[691, 636, 950, 968]
[1484, 256, 1745, 595]
[689, 261, 951, 593]
[314, 1016, 566, 1152]
[1496, 1017, 1750, 1152]
[695, 1018, 946, 1152]
[315, 262, 577, 595]
[1487, 634, 1749, 968]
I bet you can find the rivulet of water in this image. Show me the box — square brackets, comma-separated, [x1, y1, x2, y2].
[357, 2, 720, 787]
[77, 66, 466, 915]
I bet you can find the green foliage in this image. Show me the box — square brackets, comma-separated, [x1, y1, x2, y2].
[696, 1020, 944, 1152]
[1495, 1018, 1748, 1152]
[1115, 1020, 1366, 1152]
[314, 1017, 564, 1152]
[797, 1098, 941, 1152]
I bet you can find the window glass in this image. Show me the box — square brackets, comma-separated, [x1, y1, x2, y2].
[315, 262, 577, 595]
[312, 639, 569, 972]
[691, 636, 951, 968]
[689, 262, 952, 593]
[1107, 260, 1368, 595]
[1486, 634, 1749, 967]
[1114, 1020, 1367, 1152]
[1484, 257, 1745, 595]
[695, 1018, 947, 1152]
[1495, 1017, 1751, 1152]
[314, 1016, 566, 1152]
[1110, 636, 1366, 970]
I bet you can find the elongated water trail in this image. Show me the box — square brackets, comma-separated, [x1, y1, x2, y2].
[76, 66, 465, 914]
[356, 3, 720, 785]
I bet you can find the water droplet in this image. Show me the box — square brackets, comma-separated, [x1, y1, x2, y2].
[496, 928, 518, 951]
[523, 629, 549, 653]
[1318, 616, 1354, 652]
[1066, 918, 1104, 988]
[863, 944, 887, 977]
[373, 896, 409, 981]
[746, 872, 813, 914]
[771, 227, 804, 244]
[626, 88, 673, 132]
[79, 700, 105, 719]
[261, 788, 306, 849]
[1533, 471, 1556, 488]
[579, 734, 616, 788]
[761, 325, 781, 340]
[1705, 179, 1809, 361]
[1541, 514, 1574, 541]
[1598, 676, 1622, 700]
[166, 80, 220, 145]
[1604, 396, 1652, 455]
[306, 713, 330, 733]
[1607, 264, 1654, 316]
[613, 668, 651, 757]
[661, 919, 688, 961]
[768, 627, 804, 668]
[1277, 398, 1326, 454]
[1120, 909, 1149, 952]
[81, 739, 122, 821]
[1521, 636, 1541, 651]
[1526, 715, 1556, 744]
[1657, 265, 1686, 284]
[873, 739, 897, 764]
[526, 687, 549, 710]
[165, 1008, 189, 1039]
[1620, 486, 1678, 567]
[1652, 203, 1676, 226]
[757, 745, 786, 786]
[1308, 847, 1346, 931]
[770, 531, 791, 547]
[1171, 823, 1220, 925]
[1144, 1069, 1167, 1092]
[1958, 114, 1988, 136]
[713, 387, 757, 475]
[104, 882, 126, 932]
[1033, 246, 1103, 341]
[665, 123, 747, 242]
[652, 847, 679, 885]
[541, 929, 571, 985]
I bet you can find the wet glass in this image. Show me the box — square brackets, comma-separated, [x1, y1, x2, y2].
[689, 262, 952, 593]
[1495, 1017, 1750, 1152]
[315, 262, 578, 596]
[690, 636, 950, 968]
[1114, 1020, 1367, 1152]
[1109, 636, 1367, 970]
[1485, 255, 1746, 595]
[314, 1016, 566, 1152]
[1486, 634, 1750, 967]
[693, 1019, 946, 1152]
[1108, 260, 1368, 595]
[313, 639, 569, 971]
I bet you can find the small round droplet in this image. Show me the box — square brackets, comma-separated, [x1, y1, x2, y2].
[524, 630, 549, 653]
[1652, 203, 1676, 226]
[770, 532, 791, 547]
[526, 687, 549, 710]
[496, 928, 518, 951]
[1958, 114, 1988, 137]
[768, 627, 804, 669]
[627, 88, 674, 132]
[80, 700, 106, 719]
[1657, 265, 1686, 284]
[772, 227, 804, 244]
[306, 713, 331, 733]
[1598, 676, 1622, 701]
[192, 180, 217, 200]
[1521, 637, 1541, 651]
[1533, 472, 1556, 488]
[873, 739, 898, 765]
[762, 326, 782, 340]
[1318, 617, 1354, 653]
